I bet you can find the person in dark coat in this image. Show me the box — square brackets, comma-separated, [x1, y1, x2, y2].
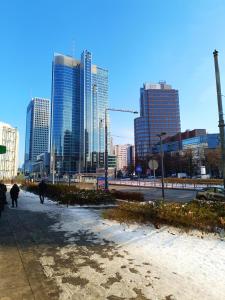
[10, 184, 20, 208]
[0, 182, 7, 204]
[0, 187, 4, 216]
[38, 180, 47, 204]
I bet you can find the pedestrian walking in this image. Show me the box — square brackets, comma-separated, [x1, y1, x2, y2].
[0, 181, 7, 204]
[0, 187, 4, 217]
[10, 184, 20, 208]
[38, 180, 47, 204]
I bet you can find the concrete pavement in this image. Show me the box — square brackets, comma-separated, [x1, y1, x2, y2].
[0, 193, 60, 300]
[1, 189, 224, 300]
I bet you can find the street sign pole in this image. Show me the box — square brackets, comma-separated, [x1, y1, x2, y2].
[148, 160, 158, 179]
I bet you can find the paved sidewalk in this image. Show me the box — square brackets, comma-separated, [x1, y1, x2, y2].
[0, 193, 60, 300]
[1, 189, 225, 300]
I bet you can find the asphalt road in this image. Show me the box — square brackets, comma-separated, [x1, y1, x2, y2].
[110, 184, 196, 203]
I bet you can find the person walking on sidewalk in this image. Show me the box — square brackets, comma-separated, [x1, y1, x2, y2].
[0, 186, 5, 217]
[10, 184, 20, 208]
[38, 180, 47, 204]
[0, 181, 7, 204]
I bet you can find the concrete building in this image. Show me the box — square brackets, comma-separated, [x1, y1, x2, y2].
[51, 51, 109, 175]
[32, 152, 50, 178]
[0, 121, 19, 179]
[134, 81, 180, 161]
[24, 97, 50, 173]
[114, 144, 134, 170]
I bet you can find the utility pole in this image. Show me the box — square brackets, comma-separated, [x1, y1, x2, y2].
[104, 108, 138, 190]
[52, 146, 55, 185]
[104, 109, 108, 190]
[157, 132, 166, 200]
[213, 50, 225, 188]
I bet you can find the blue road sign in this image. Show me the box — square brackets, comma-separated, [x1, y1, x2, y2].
[135, 166, 142, 173]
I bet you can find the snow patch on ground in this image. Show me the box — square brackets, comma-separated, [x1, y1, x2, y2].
[18, 190, 225, 300]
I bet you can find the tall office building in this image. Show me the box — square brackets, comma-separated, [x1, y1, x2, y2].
[114, 144, 134, 170]
[134, 81, 180, 161]
[24, 97, 50, 172]
[0, 121, 19, 179]
[51, 50, 109, 175]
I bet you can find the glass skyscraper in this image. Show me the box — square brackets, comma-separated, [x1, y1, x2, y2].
[134, 82, 180, 161]
[24, 97, 50, 172]
[51, 50, 108, 175]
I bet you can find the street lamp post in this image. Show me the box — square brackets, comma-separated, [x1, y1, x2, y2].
[104, 108, 138, 190]
[157, 132, 166, 200]
[213, 50, 225, 188]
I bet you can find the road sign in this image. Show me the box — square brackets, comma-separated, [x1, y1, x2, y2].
[0, 145, 6, 154]
[97, 177, 105, 190]
[135, 165, 142, 173]
[148, 159, 158, 170]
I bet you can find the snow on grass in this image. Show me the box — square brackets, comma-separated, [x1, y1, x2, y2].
[17, 190, 225, 300]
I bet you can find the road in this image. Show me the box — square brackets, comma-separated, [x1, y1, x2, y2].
[109, 179, 220, 191]
[110, 184, 196, 202]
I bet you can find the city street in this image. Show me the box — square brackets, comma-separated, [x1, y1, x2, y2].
[110, 184, 196, 203]
[1, 189, 225, 300]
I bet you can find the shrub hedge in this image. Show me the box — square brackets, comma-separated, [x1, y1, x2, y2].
[110, 189, 144, 202]
[22, 183, 115, 205]
[22, 183, 144, 204]
[103, 200, 225, 232]
[164, 178, 223, 185]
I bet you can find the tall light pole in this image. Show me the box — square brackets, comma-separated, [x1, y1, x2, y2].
[104, 108, 138, 190]
[157, 132, 166, 200]
[213, 50, 225, 188]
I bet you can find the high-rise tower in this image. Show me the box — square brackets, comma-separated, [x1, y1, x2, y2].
[134, 82, 180, 161]
[24, 97, 50, 172]
[51, 50, 108, 175]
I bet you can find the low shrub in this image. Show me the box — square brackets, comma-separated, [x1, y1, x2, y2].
[22, 182, 115, 205]
[60, 190, 115, 205]
[103, 200, 225, 232]
[164, 178, 223, 186]
[22, 183, 79, 198]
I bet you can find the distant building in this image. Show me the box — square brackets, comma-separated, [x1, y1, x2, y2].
[114, 144, 134, 170]
[24, 97, 50, 173]
[51, 51, 109, 175]
[134, 81, 180, 161]
[153, 131, 220, 176]
[182, 134, 219, 150]
[32, 152, 50, 178]
[0, 121, 19, 179]
[127, 145, 135, 167]
[153, 129, 207, 153]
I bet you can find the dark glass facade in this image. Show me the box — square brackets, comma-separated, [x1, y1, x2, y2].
[51, 52, 108, 175]
[135, 82, 180, 160]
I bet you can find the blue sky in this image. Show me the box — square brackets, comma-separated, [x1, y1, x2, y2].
[0, 0, 225, 166]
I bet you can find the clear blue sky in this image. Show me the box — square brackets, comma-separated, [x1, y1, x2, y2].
[0, 0, 225, 166]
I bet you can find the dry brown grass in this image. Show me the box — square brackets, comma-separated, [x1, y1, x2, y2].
[103, 200, 225, 232]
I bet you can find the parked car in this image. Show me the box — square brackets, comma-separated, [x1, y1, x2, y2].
[196, 187, 225, 202]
